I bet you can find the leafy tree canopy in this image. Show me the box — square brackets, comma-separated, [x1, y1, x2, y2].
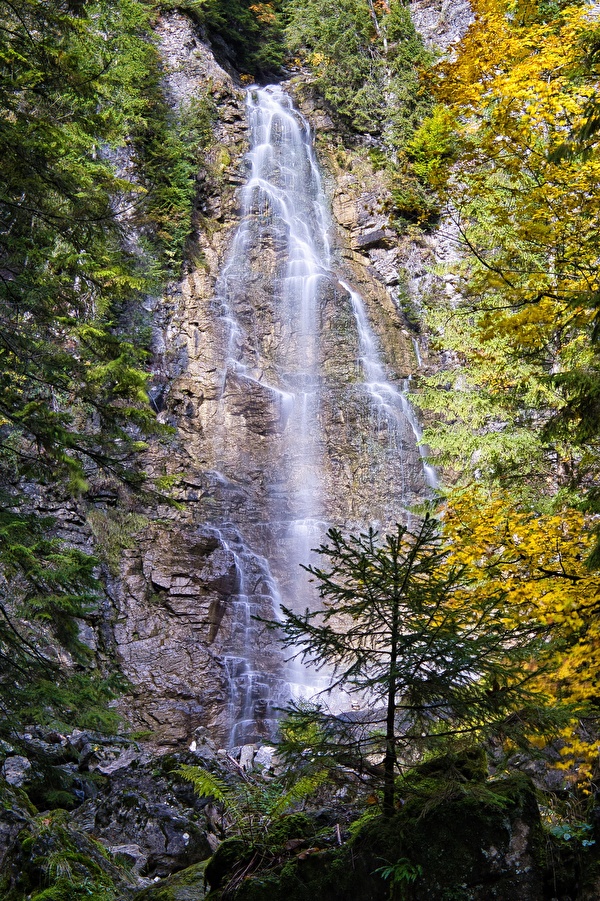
[416, 0, 600, 558]
[444, 488, 600, 783]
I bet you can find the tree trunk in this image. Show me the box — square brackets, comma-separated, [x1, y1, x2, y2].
[366, 0, 388, 54]
[383, 602, 398, 817]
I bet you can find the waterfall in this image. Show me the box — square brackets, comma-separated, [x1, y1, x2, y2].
[342, 280, 438, 491]
[206, 85, 433, 744]
[213, 526, 290, 746]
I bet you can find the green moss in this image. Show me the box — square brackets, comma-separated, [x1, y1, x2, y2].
[87, 509, 150, 574]
[205, 838, 248, 891]
[134, 860, 208, 900]
[267, 812, 315, 845]
[216, 146, 231, 170]
[1, 810, 134, 901]
[0, 782, 36, 817]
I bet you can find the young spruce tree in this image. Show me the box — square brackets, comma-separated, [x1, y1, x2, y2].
[277, 515, 558, 815]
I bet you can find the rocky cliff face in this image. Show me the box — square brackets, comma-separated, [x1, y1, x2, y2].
[102, 10, 436, 748]
[410, 0, 473, 50]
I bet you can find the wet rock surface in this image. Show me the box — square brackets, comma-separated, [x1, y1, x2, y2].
[1, 756, 32, 788]
[111, 523, 289, 745]
[0, 783, 35, 871]
[0, 735, 201, 886]
[0, 733, 212, 881]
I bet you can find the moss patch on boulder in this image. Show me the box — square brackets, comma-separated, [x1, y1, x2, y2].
[133, 860, 208, 900]
[0, 809, 136, 901]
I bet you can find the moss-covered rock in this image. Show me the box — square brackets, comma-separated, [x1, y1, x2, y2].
[133, 860, 208, 900]
[0, 809, 136, 901]
[266, 812, 316, 846]
[205, 838, 249, 891]
[0, 780, 36, 869]
[353, 772, 545, 900]
[208, 766, 547, 901]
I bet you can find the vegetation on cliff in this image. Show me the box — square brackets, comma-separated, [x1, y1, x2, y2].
[0, 0, 207, 742]
[184, 0, 286, 74]
[284, 0, 439, 224]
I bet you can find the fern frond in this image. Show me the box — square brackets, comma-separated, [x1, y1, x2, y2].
[270, 770, 327, 817]
[178, 765, 229, 803]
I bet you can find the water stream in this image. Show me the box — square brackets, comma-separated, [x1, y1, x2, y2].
[208, 85, 434, 744]
[342, 280, 438, 491]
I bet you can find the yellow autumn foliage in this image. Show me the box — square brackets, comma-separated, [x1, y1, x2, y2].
[424, 0, 600, 420]
[441, 488, 600, 781]
[249, 3, 277, 25]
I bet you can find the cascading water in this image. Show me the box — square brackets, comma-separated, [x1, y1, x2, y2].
[206, 85, 434, 744]
[342, 280, 438, 492]
[213, 525, 290, 746]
